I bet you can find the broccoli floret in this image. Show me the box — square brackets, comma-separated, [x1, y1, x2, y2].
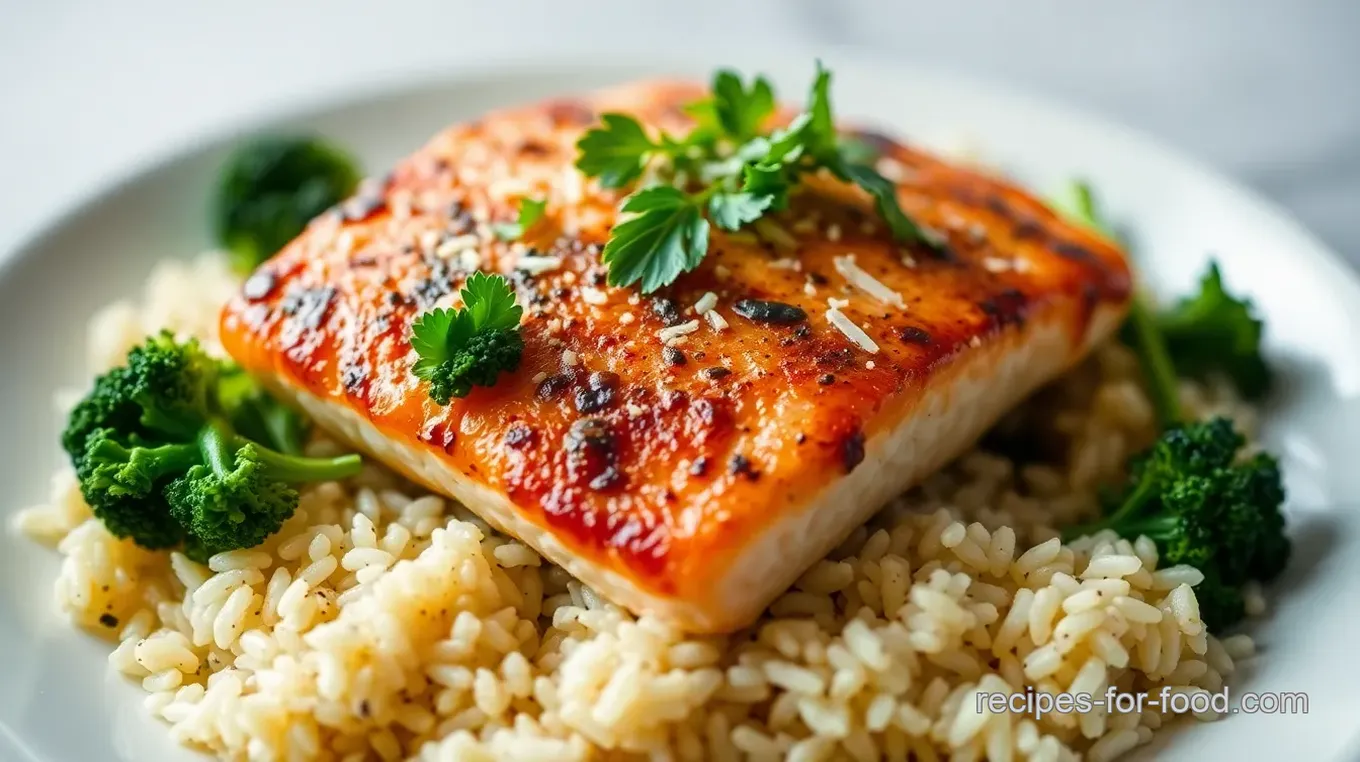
[75, 429, 191, 549]
[64, 333, 361, 559]
[1063, 418, 1289, 632]
[1193, 569, 1246, 633]
[1155, 262, 1271, 400]
[213, 136, 361, 274]
[164, 438, 297, 563]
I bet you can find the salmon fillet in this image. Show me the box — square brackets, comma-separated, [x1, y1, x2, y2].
[219, 81, 1131, 633]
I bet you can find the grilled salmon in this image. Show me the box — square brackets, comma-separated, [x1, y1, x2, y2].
[219, 81, 1131, 633]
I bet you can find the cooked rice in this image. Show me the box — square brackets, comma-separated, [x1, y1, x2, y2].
[15, 252, 1267, 761]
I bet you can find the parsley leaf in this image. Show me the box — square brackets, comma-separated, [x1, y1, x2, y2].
[601, 187, 710, 293]
[575, 114, 658, 188]
[740, 162, 794, 212]
[492, 197, 546, 241]
[831, 159, 932, 245]
[708, 192, 772, 231]
[410, 272, 524, 404]
[576, 62, 938, 293]
[808, 63, 933, 246]
[804, 62, 837, 157]
[711, 70, 776, 142]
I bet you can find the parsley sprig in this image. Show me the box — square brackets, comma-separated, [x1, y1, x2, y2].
[575, 63, 935, 293]
[410, 272, 524, 404]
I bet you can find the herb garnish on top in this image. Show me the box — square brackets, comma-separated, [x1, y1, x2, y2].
[575, 63, 937, 293]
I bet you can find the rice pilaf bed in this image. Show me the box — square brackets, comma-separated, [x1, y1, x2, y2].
[18, 253, 1266, 762]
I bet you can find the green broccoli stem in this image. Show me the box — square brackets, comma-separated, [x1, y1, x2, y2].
[1065, 181, 1181, 427]
[1060, 469, 1160, 541]
[198, 416, 361, 483]
[198, 419, 239, 479]
[138, 400, 204, 441]
[1127, 296, 1182, 427]
[246, 444, 362, 483]
[87, 437, 200, 493]
[261, 405, 308, 456]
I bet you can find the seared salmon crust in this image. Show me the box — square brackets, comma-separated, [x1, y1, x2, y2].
[220, 81, 1131, 633]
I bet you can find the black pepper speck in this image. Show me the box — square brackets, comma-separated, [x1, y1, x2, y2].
[536, 373, 572, 400]
[900, 326, 932, 344]
[732, 299, 808, 324]
[651, 297, 683, 326]
[728, 454, 758, 480]
[575, 371, 618, 413]
[842, 430, 866, 472]
[662, 346, 687, 366]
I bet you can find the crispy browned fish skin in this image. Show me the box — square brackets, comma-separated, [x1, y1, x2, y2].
[220, 81, 1130, 633]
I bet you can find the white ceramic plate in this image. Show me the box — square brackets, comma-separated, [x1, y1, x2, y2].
[2, 55, 1358, 761]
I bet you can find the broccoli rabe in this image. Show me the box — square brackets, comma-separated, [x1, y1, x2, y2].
[213, 136, 361, 274]
[410, 272, 525, 404]
[1054, 181, 1289, 632]
[63, 333, 361, 562]
[1060, 181, 1271, 405]
[1155, 263, 1271, 400]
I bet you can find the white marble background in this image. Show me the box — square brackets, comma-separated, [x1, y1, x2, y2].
[2, 0, 1357, 263]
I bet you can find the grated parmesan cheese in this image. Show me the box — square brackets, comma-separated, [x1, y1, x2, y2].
[833, 255, 906, 309]
[714, 265, 731, 281]
[335, 231, 356, 257]
[876, 157, 910, 182]
[658, 320, 701, 345]
[826, 223, 842, 242]
[705, 310, 729, 331]
[580, 287, 609, 306]
[619, 313, 635, 325]
[531, 372, 548, 385]
[982, 257, 1013, 273]
[559, 166, 584, 205]
[458, 249, 482, 272]
[769, 258, 801, 271]
[826, 303, 880, 353]
[436, 234, 480, 259]
[517, 255, 563, 275]
[803, 281, 817, 297]
[419, 229, 440, 253]
[561, 349, 579, 367]
[693, 291, 718, 315]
